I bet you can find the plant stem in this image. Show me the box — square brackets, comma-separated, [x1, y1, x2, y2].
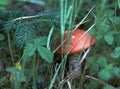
[32, 54, 37, 89]
[14, 81, 21, 89]
[7, 33, 14, 64]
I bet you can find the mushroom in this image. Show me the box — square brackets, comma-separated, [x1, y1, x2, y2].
[56, 29, 96, 55]
[55, 29, 96, 79]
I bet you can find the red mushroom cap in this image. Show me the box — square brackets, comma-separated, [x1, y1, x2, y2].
[56, 29, 96, 55]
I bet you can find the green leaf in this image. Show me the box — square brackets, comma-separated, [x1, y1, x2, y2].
[37, 75, 45, 83]
[96, 35, 103, 40]
[109, 17, 120, 25]
[98, 69, 112, 81]
[34, 37, 47, 46]
[24, 44, 36, 56]
[16, 70, 26, 82]
[111, 47, 120, 58]
[0, 34, 5, 41]
[84, 84, 91, 89]
[104, 34, 114, 45]
[84, 80, 100, 89]
[37, 46, 53, 63]
[89, 80, 99, 88]
[88, 29, 95, 35]
[91, 63, 99, 75]
[104, 9, 114, 16]
[0, 76, 7, 86]
[99, 23, 109, 32]
[103, 85, 114, 89]
[6, 67, 26, 82]
[97, 56, 108, 68]
[113, 67, 120, 78]
[6, 67, 16, 73]
[99, 65, 119, 81]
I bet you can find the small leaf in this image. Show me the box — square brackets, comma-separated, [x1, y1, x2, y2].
[91, 63, 99, 75]
[84, 84, 91, 89]
[37, 46, 53, 63]
[113, 67, 120, 79]
[104, 34, 114, 45]
[109, 17, 120, 25]
[100, 23, 109, 32]
[88, 29, 95, 35]
[96, 35, 103, 40]
[89, 80, 100, 88]
[84, 80, 100, 89]
[111, 47, 120, 58]
[0, 34, 5, 41]
[97, 56, 108, 68]
[103, 85, 114, 89]
[6, 67, 16, 73]
[104, 9, 114, 16]
[37, 75, 45, 83]
[23, 44, 36, 59]
[98, 69, 112, 81]
[16, 70, 26, 82]
[34, 37, 47, 46]
[0, 76, 7, 86]
[6, 67, 26, 82]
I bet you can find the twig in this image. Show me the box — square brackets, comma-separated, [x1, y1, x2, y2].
[85, 75, 110, 86]
[12, 15, 41, 21]
[85, 75, 120, 89]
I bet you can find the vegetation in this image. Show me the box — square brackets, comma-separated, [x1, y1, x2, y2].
[0, 0, 120, 89]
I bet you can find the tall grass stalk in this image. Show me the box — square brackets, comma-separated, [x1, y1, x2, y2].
[7, 33, 14, 64]
[32, 54, 37, 89]
[118, 0, 120, 9]
[49, 0, 85, 89]
[47, 25, 54, 50]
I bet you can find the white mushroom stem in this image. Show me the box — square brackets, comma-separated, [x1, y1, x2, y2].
[59, 47, 91, 84]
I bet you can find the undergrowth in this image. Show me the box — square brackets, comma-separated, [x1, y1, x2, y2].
[0, 0, 120, 89]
